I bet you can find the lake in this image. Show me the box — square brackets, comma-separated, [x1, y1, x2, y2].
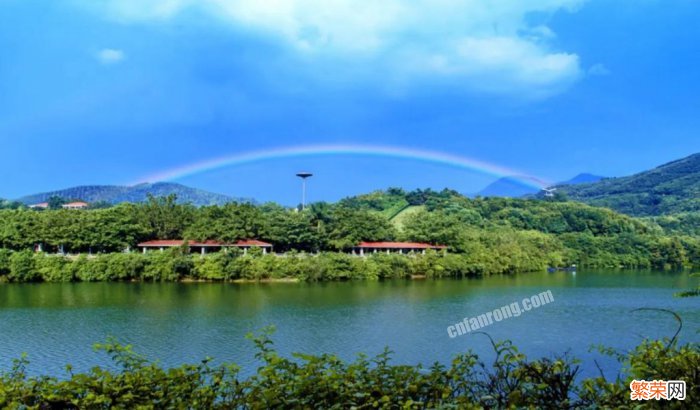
[0, 270, 698, 380]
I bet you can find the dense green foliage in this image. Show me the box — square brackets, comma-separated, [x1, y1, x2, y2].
[338, 187, 410, 218]
[1, 330, 696, 409]
[1, 189, 699, 282]
[556, 152, 700, 216]
[0, 249, 556, 283]
[649, 212, 700, 236]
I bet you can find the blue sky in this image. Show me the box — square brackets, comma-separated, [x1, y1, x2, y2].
[1, 0, 699, 204]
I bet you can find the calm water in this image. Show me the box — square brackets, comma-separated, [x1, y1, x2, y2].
[0, 271, 698, 380]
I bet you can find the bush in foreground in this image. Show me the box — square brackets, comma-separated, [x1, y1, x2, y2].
[0, 330, 697, 409]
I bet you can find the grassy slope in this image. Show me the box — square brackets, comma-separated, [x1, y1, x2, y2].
[389, 205, 425, 231]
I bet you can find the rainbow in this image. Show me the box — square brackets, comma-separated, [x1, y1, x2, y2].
[131, 143, 551, 189]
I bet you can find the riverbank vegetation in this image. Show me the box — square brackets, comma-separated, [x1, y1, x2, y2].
[1, 330, 697, 408]
[0, 248, 557, 283]
[0, 189, 699, 283]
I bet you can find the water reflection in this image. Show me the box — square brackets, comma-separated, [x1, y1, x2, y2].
[0, 270, 697, 380]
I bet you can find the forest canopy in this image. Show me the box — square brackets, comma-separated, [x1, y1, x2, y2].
[0, 189, 698, 283]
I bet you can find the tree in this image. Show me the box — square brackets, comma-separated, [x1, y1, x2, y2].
[0, 200, 24, 210]
[47, 196, 66, 210]
[326, 208, 396, 250]
[185, 203, 268, 242]
[8, 250, 39, 282]
[267, 209, 322, 252]
[138, 194, 194, 239]
[401, 208, 482, 246]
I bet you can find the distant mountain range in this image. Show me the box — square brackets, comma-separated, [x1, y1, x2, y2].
[477, 177, 542, 198]
[477, 173, 605, 198]
[11, 152, 700, 216]
[16, 182, 250, 207]
[562, 173, 606, 185]
[554, 153, 700, 216]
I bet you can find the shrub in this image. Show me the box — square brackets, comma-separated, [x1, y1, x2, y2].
[35, 254, 70, 282]
[8, 250, 38, 282]
[0, 332, 696, 408]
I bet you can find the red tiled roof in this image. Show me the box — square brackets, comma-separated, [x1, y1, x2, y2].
[138, 239, 272, 247]
[63, 201, 88, 206]
[194, 240, 229, 246]
[138, 240, 207, 247]
[355, 241, 447, 249]
[138, 239, 227, 247]
[235, 239, 272, 247]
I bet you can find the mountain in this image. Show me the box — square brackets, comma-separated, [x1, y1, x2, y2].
[477, 173, 605, 198]
[16, 182, 250, 207]
[561, 173, 605, 185]
[477, 177, 541, 197]
[555, 153, 700, 216]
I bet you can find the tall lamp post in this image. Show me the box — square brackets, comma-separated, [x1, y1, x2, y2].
[296, 172, 313, 210]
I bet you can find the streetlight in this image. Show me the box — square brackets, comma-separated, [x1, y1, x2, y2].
[296, 172, 313, 210]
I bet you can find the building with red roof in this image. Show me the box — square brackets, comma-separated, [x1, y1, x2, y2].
[62, 201, 89, 209]
[353, 241, 447, 255]
[29, 201, 89, 210]
[138, 239, 272, 255]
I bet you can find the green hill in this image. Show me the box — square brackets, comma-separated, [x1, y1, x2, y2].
[1, 186, 697, 273]
[554, 153, 700, 216]
[389, 205, 424, 231]
[337, 188, 408, 214]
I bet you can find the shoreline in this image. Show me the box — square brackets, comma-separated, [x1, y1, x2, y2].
[1, 268, 696, 286]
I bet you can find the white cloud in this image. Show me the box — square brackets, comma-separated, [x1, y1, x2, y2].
[402, 36, 580, 98]
[83, 0, 588, 98]
[96, 48, 125, 64]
